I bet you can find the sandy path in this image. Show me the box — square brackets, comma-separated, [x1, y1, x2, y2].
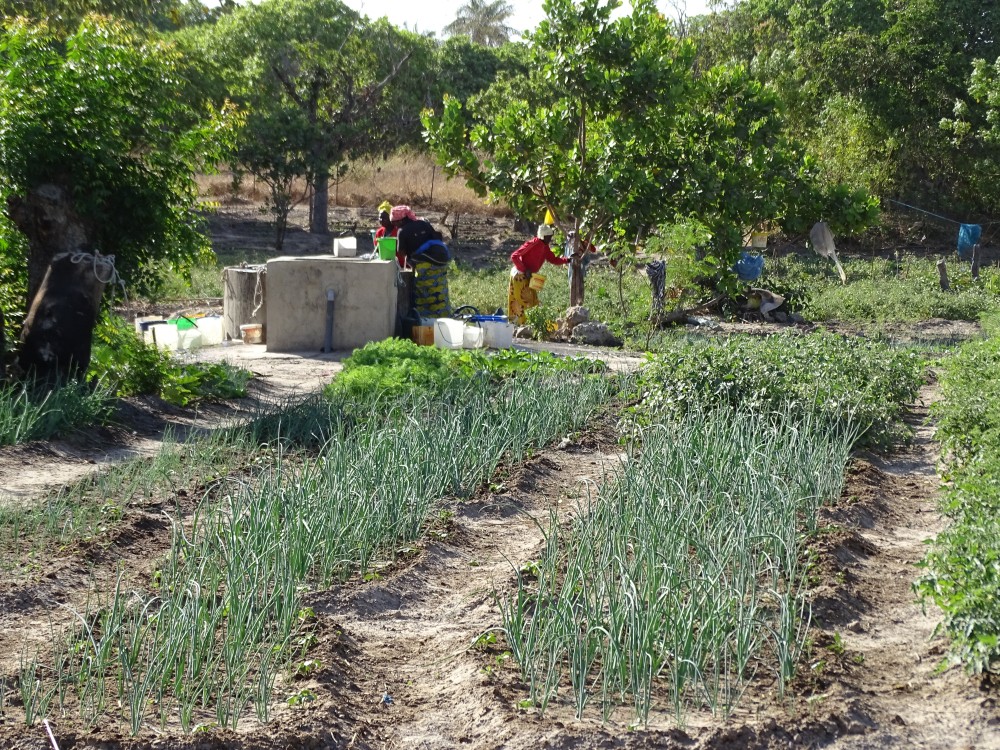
[817, 384, 1000, 748]
[314, 442, 632, 750]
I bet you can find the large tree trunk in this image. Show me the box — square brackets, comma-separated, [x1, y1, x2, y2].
[5, 184, 106, 384]
[6, 184, 90, 309]
[19, 252, 109, 383]
[310, 171, 329, 235]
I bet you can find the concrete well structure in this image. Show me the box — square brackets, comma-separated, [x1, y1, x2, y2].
[265, 256, 398, 352]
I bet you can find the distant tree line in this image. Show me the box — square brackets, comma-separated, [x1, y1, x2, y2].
[2, 0, 1000, 378]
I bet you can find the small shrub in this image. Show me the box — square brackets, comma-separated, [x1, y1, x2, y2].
[90, 315, 251, 406]
[628, 332, 923, 449]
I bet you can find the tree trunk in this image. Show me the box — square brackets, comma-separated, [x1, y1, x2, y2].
[19, 252, 109, 383]
[972, 244, 981, 280]
[6, 184, 89, 309]
[310, 171, 329, 235]
[5, 184, 102, 383]
[569, 255, 585, 306]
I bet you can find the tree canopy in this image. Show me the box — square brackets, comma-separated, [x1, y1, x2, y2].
[186, 0, 420, 239]
[692, 0, 1000, 217]
[0, 16, 235, 304]
[424, 0, 870, 303]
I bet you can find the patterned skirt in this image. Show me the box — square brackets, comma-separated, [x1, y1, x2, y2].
[413, 260, 451, 318]
[507, 269, 538, 324]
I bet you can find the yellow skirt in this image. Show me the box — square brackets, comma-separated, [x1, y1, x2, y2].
[507, 269, 538, 324]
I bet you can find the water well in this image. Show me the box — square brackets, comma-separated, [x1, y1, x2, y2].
[264, 256, 398, 352]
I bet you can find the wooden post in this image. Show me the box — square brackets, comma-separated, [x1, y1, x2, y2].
[223, 266, 267, 341]
[972, 243, 981, 280]
[937, 258, 950, 291]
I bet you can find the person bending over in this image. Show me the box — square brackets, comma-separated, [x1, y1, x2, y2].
[508, 223, 570, 324]
[391, 205, 451, 317]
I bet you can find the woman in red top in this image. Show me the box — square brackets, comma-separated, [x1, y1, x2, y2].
[508, 224, 569, 324]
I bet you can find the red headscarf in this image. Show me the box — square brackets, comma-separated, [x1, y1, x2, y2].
[390, 205, 417, 222]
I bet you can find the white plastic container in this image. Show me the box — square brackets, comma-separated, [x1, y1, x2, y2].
[197, 316, 224, 346]
[333, 237, 357, 257]
[463, 325, 485, 349]
[433, 318, 464, 349]
[482, 321, 514, 349]
[146, 323, 178, 351]
[177, 328, 203, 351]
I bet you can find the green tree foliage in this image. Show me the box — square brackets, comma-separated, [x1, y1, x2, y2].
[0, 17, 236, 304]
[444, 0, 517, 47]
[425, 0, 863, 305]
[435, 37, 528, 107]
[0, 0, 189, 30]
[696, 0, 1000, 216]
[940, 56, 1000, 214]
[191, 0, 418, 240]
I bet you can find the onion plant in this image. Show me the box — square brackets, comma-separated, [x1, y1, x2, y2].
[10, 369, 616, 734]
[500, 406, 857, 725]
[0, 377, 113, 446]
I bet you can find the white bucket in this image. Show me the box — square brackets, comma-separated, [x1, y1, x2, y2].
[146, 323, 178, 351]
[463, 325, 485, 349]
[482, 321, 514, 349]
[333, 237, 357, 257]
[198, 316, 224, 346]
[433, 318, 465, 349]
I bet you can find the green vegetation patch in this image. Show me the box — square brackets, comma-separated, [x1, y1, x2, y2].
[0, 378, 114, 447]
[503, 407, 853, 722]
[326, 337, 604, 402]
[501, 329, 925, 722]
[629, 332, 923, 449]
[764, 255, 1000, 324]
[2, 345, 618, 734]
[90, 316, 251, 406]
[917, 335, 1000, 673]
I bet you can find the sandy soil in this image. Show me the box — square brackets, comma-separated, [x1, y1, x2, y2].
[0, 207, 997, 748]
[2, 372, 998, 749]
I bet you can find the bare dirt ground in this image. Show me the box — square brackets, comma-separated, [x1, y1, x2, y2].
[3, 379, 997, 749]
[1, 207, 998, 748]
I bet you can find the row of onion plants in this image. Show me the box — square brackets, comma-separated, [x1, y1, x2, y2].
[9, 369, 616, 733]
[501, 406, 857, 724]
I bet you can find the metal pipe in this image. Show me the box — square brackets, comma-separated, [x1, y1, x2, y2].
[322, 287, 335, 352]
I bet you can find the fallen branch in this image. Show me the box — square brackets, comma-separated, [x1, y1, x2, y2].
[655, 294, 726, 327]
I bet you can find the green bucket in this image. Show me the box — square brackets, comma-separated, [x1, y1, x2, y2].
[377, 236, 397, 261]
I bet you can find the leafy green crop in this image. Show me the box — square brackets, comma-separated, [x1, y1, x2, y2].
[628, 332, 924, 449]
[325, 337, 605, 402]
[917, 335, 1000, 672]
[90, 316, 251, 407]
